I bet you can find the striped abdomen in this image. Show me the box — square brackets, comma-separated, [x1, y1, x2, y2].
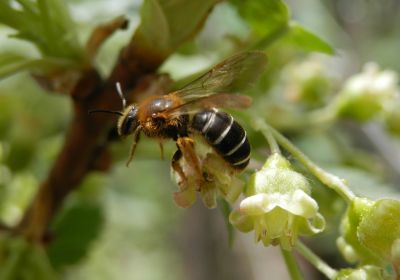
[191, 109, 250, 169]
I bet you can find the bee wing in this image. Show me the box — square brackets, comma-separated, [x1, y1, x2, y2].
[163, 93, 252, 118]
[173, 51, 267, 102]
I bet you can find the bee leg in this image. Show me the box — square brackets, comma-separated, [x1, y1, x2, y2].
[159, 141, 164, 160]
[176, 137, 203, 190]
[126, 127, 141, 167]
[171, 148, 188, 187]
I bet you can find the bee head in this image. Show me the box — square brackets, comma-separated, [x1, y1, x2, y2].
[117, 104, 140, 136]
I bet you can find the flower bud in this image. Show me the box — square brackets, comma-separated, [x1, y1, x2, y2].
[391, 239, 400, 273]
[283, 55, 332, 107]
[337, 197, 382, 264]
[337, 197, 400, 266]
[357, 199, 400, 263]
[230, 153, 325, 250]
[384, 102, 400, 136]
[336, 63, 398, 122]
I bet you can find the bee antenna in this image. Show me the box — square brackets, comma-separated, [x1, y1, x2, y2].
[116, 82, 127, 109]
[88, 109, 123, 116]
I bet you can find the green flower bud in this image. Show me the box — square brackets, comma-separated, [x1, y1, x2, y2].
[384, 102, 400, 136]
[230, 154, 325, 250]
[337, 197, 382, 265]
[358, 199, 400, 263]
[336, 63, 398, 122]
[392, 239, 400, 275]
[334, 265, 390, 280]
[338, 197, 400, 266]
[283, 55, 332, 107]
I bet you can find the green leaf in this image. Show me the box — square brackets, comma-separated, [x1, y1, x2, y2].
[47, 202, 104, 269]
[0, 53, 78, 80]
[0, 53, 34, 78]
[0, 0, 83, 61]
[230, 0, 289, 38]
[229, 0, 333, 53]
[134, 0, 220, 57]
[281, 22, 334, 54]
[0, 237, 58, 280]
[139, 0, 170, 51]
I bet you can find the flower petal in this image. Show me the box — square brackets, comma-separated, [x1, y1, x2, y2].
[229, 209, 254, 232]
[173, 187, 196, 208]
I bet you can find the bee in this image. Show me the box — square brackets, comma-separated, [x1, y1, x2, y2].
[91, 51, 266, 178]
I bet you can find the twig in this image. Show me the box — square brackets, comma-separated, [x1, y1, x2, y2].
[16, 30, 165, 243]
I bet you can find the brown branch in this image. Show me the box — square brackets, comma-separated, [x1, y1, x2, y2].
[16, 35, 166, 242]
[15, 1, 219, 242]
[85, 16, 129, 63]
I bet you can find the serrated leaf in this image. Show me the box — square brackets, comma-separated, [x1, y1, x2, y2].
[281, 22, 334, 54]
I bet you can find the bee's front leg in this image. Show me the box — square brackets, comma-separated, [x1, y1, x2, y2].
[126, 126, 141, 167]
[158, 141, 165, 160]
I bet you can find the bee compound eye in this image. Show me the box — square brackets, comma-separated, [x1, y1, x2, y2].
[120, 114, 139, 136]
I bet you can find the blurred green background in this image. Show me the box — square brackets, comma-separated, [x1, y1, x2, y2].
[1, 0, 400, 279]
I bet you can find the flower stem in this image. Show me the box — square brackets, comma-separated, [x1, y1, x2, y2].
[296, 241, 337, 279]
[254, 120, 281, 154]
[280, 246, 305, 280]
[255, 119, 355, 204]
[306, 102, 338, 126]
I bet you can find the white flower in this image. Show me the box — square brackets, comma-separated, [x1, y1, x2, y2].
[230, 154, 325, 250]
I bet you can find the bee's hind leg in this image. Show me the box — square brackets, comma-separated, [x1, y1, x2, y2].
[175, 137, 203, 190]
[171, 148, 187, 187]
